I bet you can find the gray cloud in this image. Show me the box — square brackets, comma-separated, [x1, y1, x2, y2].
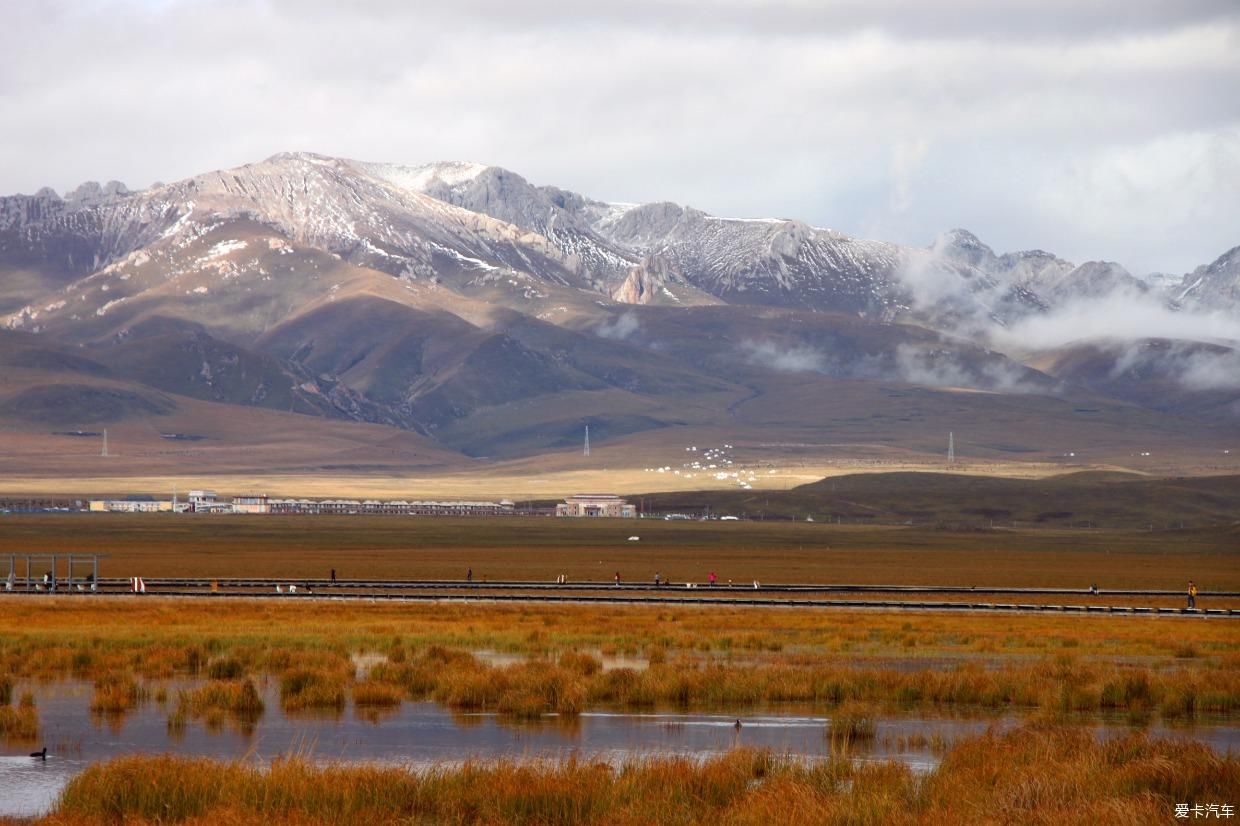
[1, 1, 1238, 274]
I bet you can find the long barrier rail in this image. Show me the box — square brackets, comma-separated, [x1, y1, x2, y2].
[63, 578, 1240, 598]
[2, 577, 1236, 616]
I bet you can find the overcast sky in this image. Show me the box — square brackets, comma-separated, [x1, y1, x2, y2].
[3, 0, 1238, 274]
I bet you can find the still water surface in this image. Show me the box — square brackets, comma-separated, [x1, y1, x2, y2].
[2, 679, 1235, 819]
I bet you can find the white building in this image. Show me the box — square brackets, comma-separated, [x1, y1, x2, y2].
[231, 494, 270, 514]
[186, 490, 230, 513]
[555, 494, 637, 518]
[88, 499, 172, 513]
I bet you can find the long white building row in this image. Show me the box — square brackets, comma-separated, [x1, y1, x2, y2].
[89, 491, 517, 516]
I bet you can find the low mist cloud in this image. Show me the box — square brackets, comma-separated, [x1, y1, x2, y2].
[891, 240, 1240, 397]
[595, 311, 641, 340]
[991, 292, 1240, 351]
[875, 344, 1046, 393]
[1180, 348, 1240, 391]
[1103, 339, 1240, 392]
[740, 340, 828, 373]
[741, 338, 1045, 394]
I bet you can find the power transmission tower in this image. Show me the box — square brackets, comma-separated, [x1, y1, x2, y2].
[947, 431, 955, 465]
[583, 425, 590, 457]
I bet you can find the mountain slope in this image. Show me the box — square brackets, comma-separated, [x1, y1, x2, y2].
[1, 151, 1237, 467]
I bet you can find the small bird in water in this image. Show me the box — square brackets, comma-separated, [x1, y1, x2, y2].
[30, 747, 46, 760]
[734, 719, 742, 730]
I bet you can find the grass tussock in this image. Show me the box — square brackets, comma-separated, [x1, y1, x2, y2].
[42, 724, 1240, 825]
[0, 691, 39, 742]
[89, 674, 148, 716]
[826, 701, 878, 745]
[177, 678, 264, 718]
[206, 656, 245, 680]
[169, 678, 264, 735]
[359, 648, 591, 719]
[351, 681, 404, 708]
[280, 668, 348, 712]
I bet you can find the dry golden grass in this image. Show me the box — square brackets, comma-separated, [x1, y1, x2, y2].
[177, 678, 264, 718]
[3, 599, 1237, 667]
[1, 600, 1237, 723]
[88, 674, 148, 716]
[351, 681, 404, 708]
[35, 724, 1240, 825]
[280, 668, 349, 712]
[0, 691, 39, 743]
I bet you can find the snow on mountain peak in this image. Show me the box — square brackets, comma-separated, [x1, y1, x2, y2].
[349, 160, 491, 194]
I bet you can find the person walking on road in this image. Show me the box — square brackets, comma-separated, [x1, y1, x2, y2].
[709, 571, 717, 587]
[654, 572, 661, 587]
[614, 571, 621, 586]
[330, 568, 336, 583]
[1188, 581, 1197, 609]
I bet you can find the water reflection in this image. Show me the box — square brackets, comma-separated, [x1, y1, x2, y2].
[1, 679, 1235, 819]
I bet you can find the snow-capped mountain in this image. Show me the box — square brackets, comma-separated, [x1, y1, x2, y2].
[6, 152, 1227, 331]
[1175, 246, 1240, 313]
[2, 151, 1238, 461]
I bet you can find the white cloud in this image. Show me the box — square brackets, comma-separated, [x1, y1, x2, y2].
[0, 1, 1237, 273]
[992, 293, 1240, 352]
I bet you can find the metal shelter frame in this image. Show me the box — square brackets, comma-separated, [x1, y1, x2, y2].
[4, 553, 107, 592]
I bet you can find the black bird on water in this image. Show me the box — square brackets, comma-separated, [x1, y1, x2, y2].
[30, 747, 46, 760]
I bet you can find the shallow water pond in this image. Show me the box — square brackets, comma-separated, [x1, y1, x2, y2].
[1, 679, 1235, 819]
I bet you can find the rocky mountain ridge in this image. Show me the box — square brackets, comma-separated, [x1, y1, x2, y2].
[1, 152, 1237, 461]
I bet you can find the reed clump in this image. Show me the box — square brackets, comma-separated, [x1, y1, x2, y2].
[89, 674, 148, 716]
[176, 678, 264, 718]
[826, 701, 878, 744]
[428, 657, 589, 719]
[206, 656, 245, 680]
[0, 691, 39, 742]
[170, 678, 263, 734]
[351, 680, 404, 707]
[46, 724, 1240, 825]
[279, 668, 348, 712]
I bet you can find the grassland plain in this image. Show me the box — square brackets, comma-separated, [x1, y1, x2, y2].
[0, 514, 1237, 593]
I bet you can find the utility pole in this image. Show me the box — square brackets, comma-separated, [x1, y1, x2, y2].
[947, 432, 954, 465]
[583, 424, 590, 457]
[101, 429, 109, 458]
